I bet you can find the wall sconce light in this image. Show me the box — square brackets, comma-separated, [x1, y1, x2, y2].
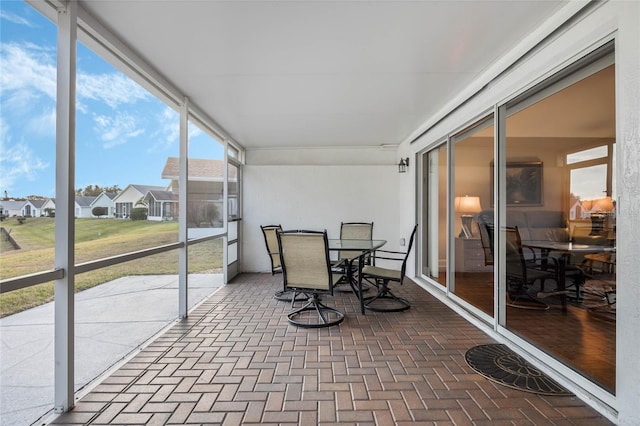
[454, 195, 482, 238]
[398, 157, 409, 173]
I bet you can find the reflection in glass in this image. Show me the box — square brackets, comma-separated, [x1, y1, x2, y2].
[187, 122, 225, 239]
[422, 145, 447, 287]
[228, 163, 239, 221]
[504, 65, 615, 393]
[452, 117, 494, 316]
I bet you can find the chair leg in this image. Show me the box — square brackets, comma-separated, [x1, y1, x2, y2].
[364, 279, 410, 312]
[506, 278, 549, 310]
[274, 289, 308, 303]
[332, 268, 371, 293]
[287, 293, 345, 328]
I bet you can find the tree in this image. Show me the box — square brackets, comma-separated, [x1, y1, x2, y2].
[76, 184, 122, 196]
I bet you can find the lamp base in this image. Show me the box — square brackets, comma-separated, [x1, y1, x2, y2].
[459, 215, 474, 238]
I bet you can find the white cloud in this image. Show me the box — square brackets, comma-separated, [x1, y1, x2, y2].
[1, 42, 150, 111]
[77, 72, 149, 109]
[0, 10, 35, 27]
[93, 112, 145, 148]
[146, 107, 207, 153]
[27, 107, 57, 138]
[0, 119, 50, 192]
[147, 107, 179, 152]
[0, 43, 57, 101]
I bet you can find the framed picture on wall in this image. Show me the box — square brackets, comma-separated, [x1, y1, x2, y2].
[491, 161, 543, 206]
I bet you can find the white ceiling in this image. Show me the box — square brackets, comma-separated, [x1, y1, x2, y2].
[78, 1, 569, 149]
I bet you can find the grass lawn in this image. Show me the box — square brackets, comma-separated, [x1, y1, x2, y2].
[0, 217, 223, 317]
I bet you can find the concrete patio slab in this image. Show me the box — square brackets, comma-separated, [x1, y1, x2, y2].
[0, 274, 223, 426]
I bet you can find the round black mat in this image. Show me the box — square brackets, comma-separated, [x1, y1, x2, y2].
[465, 344, 573, 396]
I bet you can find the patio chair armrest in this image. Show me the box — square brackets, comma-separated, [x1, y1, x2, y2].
[371, 250, 405, 262]
[374, 249, 406, 256]
[522, 246, 538, 263]
[330, 257, 349, 271]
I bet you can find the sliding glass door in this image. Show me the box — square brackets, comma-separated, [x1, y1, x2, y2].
[421, 145, 447, 287]
[451, 116, 495, 316]
[419, 45, 616, 396]
[502, 61, 616, 393]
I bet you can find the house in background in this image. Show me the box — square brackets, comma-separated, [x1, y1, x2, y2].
[0, 200, 27, 217]
[74, 196, 97, 218]
[143, 190, 179, 221]
[1, 199, 52, 218]
[24, 199, 46, 217]
[41, 198, 55, 217]
[569, 199, 584, 221]
[162, 157, 230, 228]
[112, 184, 165, 219]
[90, 191, 118, 218]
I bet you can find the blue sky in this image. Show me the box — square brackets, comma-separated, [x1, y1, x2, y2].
[1, 1, 223, 198]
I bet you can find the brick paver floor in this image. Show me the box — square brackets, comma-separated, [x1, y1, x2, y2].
[51, 273, 613, 425]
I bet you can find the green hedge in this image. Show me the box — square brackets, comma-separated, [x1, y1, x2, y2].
[130, 207, 148, 221]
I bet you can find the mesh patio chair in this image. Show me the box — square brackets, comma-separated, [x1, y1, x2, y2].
[487, 224, 556, 310]
[333, 222, 373, 292]
[476, 211, 494, 267]
[360, 224, 417, 312]
[277, 229, 346, 328]
[260, 224, 306, 302]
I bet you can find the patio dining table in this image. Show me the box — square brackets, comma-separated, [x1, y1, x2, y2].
[328, 238, 387, 314]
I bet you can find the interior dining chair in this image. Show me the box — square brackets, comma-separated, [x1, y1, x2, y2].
[476, 211, 494, 267]
[489, 224, 556, 310]
[479, 213, 584, 301]
[359, 224, 418, 312]
[277, 229, 345, 328]
[333, 222, 374, 291]
[260, 224, 306, 302]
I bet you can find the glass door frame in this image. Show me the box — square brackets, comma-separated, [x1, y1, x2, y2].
[225, 149, 243, 282]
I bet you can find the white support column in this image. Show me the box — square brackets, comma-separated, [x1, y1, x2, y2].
[178, 98, 189, 318]
[54, 0, 77, 413]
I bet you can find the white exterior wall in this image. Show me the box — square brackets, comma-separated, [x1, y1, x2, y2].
[91, 194, 115, 218]
[23, 201, 42, 217]
[243, 162, 402, 273]
[113, 187, 144, 205]
[42, 199, 55, 216]
[401, 2, 640, 424]
[74, 204, 92, 218]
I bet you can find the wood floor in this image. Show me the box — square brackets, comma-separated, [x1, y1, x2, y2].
[453, 271, 616, 394]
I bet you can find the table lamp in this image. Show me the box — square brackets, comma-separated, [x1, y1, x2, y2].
[455, 195, 482, 238]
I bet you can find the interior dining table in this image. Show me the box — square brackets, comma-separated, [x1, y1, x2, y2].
[328, 238, 387, 314]
[522, 240, 616, 312]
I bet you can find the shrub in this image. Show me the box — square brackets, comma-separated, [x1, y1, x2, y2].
[130, 207, 148, 221]
[92, 206, 108, 217]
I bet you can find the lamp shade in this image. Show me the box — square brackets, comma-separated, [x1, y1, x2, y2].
[454, 196, 482, 213]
